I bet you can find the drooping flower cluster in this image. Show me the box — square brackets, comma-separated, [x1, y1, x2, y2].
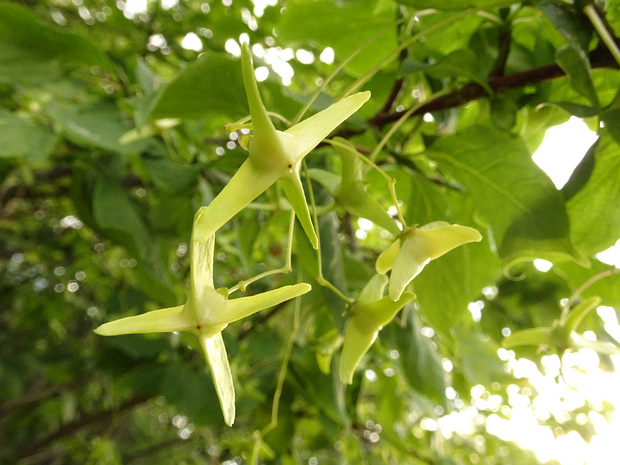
[95, 41, 483, 423]
[95, 43, 371, 425]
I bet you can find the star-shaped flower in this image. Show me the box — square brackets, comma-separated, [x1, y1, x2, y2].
[95, 210, 311, 426]
[192, 42, 371, 248]
[376, 221, 483, 301]
[339, 274, 414, 384]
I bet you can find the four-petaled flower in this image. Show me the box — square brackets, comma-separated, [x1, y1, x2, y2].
[376, 221, 483, 301]
[95, 210, 311, 426]
[192, 42, 370, 248]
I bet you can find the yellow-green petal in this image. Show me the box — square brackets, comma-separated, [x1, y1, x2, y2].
[93, 305, 190, 336]
[339, 292, 414, 384]
[375, 238, 401, 275]
[285, 92, 371, 162]
[501, 326, 554, 349]
[192, 160, 281, 242]
[388, 223, 482, 301]
[213, 283, 311, 327]
[279, 170, 318, 249]
[334, 138, 400, 236]
[416, 222, 482, 261]
[240, 42, 278, 147]
[200, 331, 235, 426]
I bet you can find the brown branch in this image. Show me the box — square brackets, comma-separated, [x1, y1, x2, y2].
[369, 46, 618, 130]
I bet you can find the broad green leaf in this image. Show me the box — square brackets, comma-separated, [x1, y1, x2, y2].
[383, 311, 447, 406]
[555, 260, 620, 309]
[278, 0, 397, 77]
[92, 175, 152, 259]
[149, 52, 247, 120]
[142, 157, 201, 193]
[397, 0, 514, 8]
[414, 242, 492, 334]
[427, 125, 585, 265]
[160, 365, 222, 427]
[426, 49, 490, 91]
[567, 129, 620, 255]
[0, 109, 57, 163]
[539, 2, 593, 54]
[561, 139, 597, 200]
[555, 45, 599, 110]
[46, 100, 148, 155]
[601, 88, 620, 145]
[453, 324, 509, 386]
[0, 2, 113, 85]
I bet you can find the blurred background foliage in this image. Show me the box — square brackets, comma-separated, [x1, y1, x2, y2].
[2, 0, 620, 463]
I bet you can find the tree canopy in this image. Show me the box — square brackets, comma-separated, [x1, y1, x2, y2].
[2, 0, 620, 464]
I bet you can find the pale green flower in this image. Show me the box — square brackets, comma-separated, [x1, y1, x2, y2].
[95, 210, 311, 426]
[376, 221, 483, 301]
[339, 274, 414, 384]
[503, 296, 620, 356]
[192, 42, 371, 248]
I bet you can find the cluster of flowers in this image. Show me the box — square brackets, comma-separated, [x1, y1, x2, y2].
[95, 43, 481, 426]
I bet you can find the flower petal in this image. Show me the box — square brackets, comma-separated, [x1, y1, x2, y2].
[240, 42, 278, 144]
[339, 316, 378, 385]
[192, 159, 281, 242]
[375, 238, 401, 275]
[416, 223, 482, 261]
[388, 233, 432, 301]
[388, 224, 482, 301]
[285, 91, 371, 162]
[93, 305, 190, 336]
[357, 274, 388, 305]
[214, 283, 311, 327]
[279, 170, 318, 249]
[190, 231, 215, 291]
[334, 138, 400, 236]
[501, 327, 554, 349]
[339, 292, 414, 384]
[199, 331, 236, 426]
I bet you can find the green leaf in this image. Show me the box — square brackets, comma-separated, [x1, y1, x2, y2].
[601, 88, 620, 145]
[0, 109, 57, 163]
[427, 125, 585, 265]
[46, 100, 148, 154]
[0, 2, 113, 85]
[142, 157, 201, 193]
[278, 0, 398, 77]
[92, 175, 152, 258]
[414, 241, 492, 334]
[397, 0, 513, 8]
[554, 260, 620, 309]
[426, 49, 490, 91]
[555, 45, 599, 110]
[149, 52, 248, 120]
[160, 365, 222, 427]
[383, 311, 447, 406]
[539, 2, 592, 54]
[567, 129, 620, 255]
[453, 324, 509, 386]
